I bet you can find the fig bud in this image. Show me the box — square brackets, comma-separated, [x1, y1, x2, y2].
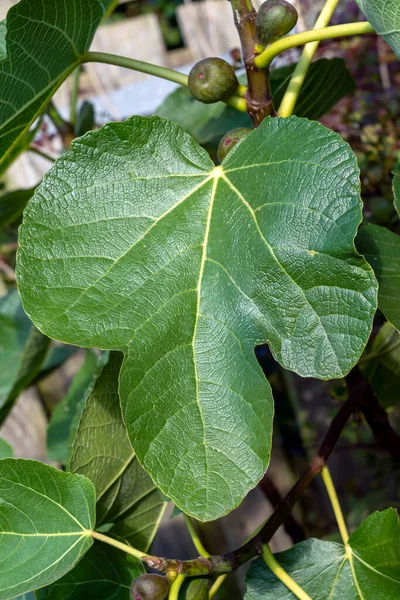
[130, 574, 170, 600]
[188, 57, 239, 104]
[181, 578, 210, 599]
[217, 127, 252, 162]
[256, 0, 298, 45]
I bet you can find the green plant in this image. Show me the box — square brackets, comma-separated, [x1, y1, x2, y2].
[0, 0, 399, 599]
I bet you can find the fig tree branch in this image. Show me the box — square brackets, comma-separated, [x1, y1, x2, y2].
[230, 0, 274, 124]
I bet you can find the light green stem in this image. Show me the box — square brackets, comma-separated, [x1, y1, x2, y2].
[184, 514, 210, 558]
[102, 0, 119, 20]
[321, 466, 349, 544]
[278, 0, 342, 117]
[70, 66, 81, 126]
[82, 51, 247, 112]
[169, 574, 186, 600]
[209, 574, 227, 598]
[90, 530, 148, 560]
[262, 545, 312, 600]
[255, 22, 375, 69]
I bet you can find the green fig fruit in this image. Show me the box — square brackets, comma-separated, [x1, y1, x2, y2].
[131, 574, 170, 600]
[217, 127, 252, 162]
[256, 0, 298, 45]
[188, 57, 239, 104]
[180, 578, 210, 599]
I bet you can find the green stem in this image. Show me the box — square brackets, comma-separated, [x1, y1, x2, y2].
[169, 574, 186, 600]
[262, 545, 312, 600]
[70, 66, 81, 126]
[209, 575, 227, 599]
[255, 21, 375, 69]
[321, 466, 349, 544]
[102, 0, 119, 20]
[83, 51, 247, 112]
[184, 514, 210, 558]
[90, 530, 148, 561]
[278, 0, 342, 117]
[28, 147, 56, 163]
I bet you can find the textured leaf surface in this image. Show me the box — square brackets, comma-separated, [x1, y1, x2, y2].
[0, 187, 35, 229]
[0, 290, 49, 415]
[47, 350, 108, 464]
[245, 509, 400, 599]
[356, 224, 400, 330]
[156, 59, 354, 145]
[0, 459, 96, 600]
[70, 352, 165, 549]
[361, 322, 400, 407]
[36, 542, 144, 600]
[356, 0, 400, 58]
[0, 0, 102, 166]
[17, 116, 377, 520]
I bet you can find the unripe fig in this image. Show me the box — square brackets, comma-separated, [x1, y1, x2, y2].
[217, 127, 252, 162]
[130, 574, 170, 600]
[256, 0, 298, 45]
[188, 57, 239, 104]
[180, 578, 210, 599]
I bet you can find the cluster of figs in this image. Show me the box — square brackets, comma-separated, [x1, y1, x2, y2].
[131, 574, 210, 600]
[186, 0, 298, 162]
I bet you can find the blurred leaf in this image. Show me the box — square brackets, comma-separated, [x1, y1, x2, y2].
[361, 322, 400, 408]
[155, 86, 252, 146]
[0, 121, 41, 179]
[356, 224, 400, 330]
[0, 188, 35, 229]
[245, 509, 400, 599]
[70, 352, 165, 550]
[356, 0, 400, 59]
[270, 58, 355, 119]
[0, 437, 13, 458]
[393, 166, 400, 217]
[0, 459, 95, 599]
[0, 290, 50, 422]
[47, 349, 109, 464]
[12, 593, 35, 600]
[155, 59, 354, 146]
[0, 20, 6, 61]
[0, 0, 102, 167]
[75, 101, 95, 137]
[36, 542, 144, 600]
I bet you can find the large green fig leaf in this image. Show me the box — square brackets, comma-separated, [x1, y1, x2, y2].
[356, 224, 400, 330]
[70, 352, 166, 549]
[0, 459, 96, 600]
[361, 322, 400, 408]
[0, 0, 103, 166]
[245, 509, 400, 599]
[17, 116, 377, 520]
[356, 0, 400, 58]
[36, 542, 144, 600]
